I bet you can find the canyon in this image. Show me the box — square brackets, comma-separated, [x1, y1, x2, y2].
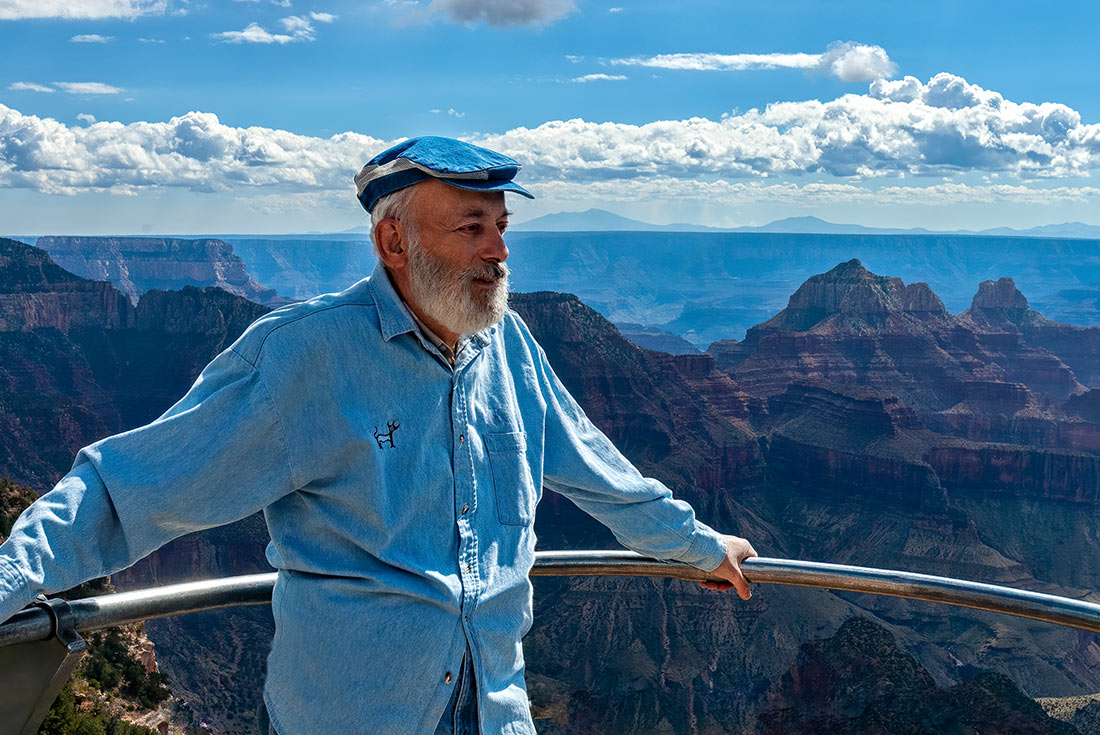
[2, 236, 1100, 732]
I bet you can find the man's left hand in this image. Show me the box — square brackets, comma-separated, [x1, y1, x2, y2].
[699, 535, 757, 600]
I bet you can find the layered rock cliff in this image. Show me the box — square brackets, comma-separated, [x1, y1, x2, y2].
[37, 236, 284, 308]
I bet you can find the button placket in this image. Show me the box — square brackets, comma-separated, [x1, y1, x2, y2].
[453, 380, 479, 606]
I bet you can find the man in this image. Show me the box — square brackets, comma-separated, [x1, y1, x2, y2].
[0, 136, 756, 734]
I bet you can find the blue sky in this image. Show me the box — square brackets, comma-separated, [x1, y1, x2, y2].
[2, 0, 1099, 234]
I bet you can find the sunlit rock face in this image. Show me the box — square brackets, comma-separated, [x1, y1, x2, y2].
[36, 236, 285, 308]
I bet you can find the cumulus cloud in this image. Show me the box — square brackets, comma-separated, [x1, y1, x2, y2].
[310, 11, 336, 22]
[1, 74, 1098, 202]
[427, 0, 575, 27]
[0, 105, 391, 195]
[0, 0, 165, 20]
[77, 113, 96, 124]
[478, 73, 1100, 180]
[611, 42, 897, 83]
[212, 15, 321, 43]
[8, 82, 54, 93]
[571, 73, 627, 83]
[54, 82, 123, 95]
[70, 34, 115, 43]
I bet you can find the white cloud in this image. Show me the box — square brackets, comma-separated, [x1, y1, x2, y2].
[70, 34, 115, 43]
[279, 14, 315, 38]
[77, 113, 96, 124]
[0, 0, 165, 20]
[54, 82, 123, 95]
[611, 42, 897, 83]
[1, 74, 1097, 203]
[427, 0, 575, 27]
[608, 7, 622, 12]
[212, 23, 292, 43]
[138, 37, 166, 43]
[448, 108, 465, 118]
[310, 11, 336, 22]
[0, 105, 392, 196]
[478, 73, 1100, 180]
[8, 81, 54, 93]
[571, 73, 627, 83]
[213, 14, 321, 43]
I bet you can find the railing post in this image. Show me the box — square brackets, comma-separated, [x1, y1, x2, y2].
[0, 596, 87, 735]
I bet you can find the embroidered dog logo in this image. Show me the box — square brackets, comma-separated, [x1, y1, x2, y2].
[373, 421, 400, 449]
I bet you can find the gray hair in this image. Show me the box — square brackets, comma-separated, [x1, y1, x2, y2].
[369, 185, 419, 257]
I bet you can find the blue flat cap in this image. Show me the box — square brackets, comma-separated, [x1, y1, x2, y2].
[355, 136, 535, 213]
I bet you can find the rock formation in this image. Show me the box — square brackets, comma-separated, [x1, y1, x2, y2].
[758, 617, 1078, 735]
[37, 236, 285, 308]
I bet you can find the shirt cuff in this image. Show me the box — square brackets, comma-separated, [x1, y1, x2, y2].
[0, 555, 31, 625]
[678, 522, 728, 573]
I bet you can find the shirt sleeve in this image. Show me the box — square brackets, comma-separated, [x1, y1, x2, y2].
[530, 332, 728, 574]
[0, 345, 297, 624]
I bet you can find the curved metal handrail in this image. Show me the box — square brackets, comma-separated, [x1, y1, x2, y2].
[2, 551, 1099, 648]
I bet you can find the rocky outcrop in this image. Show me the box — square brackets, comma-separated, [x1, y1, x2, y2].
[0, 238, 133, 331]
[37, 236, 285, 308]
[758, 617, 1078, 735]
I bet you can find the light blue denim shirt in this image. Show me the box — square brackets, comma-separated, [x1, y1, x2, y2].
[0, 261, 728, 734]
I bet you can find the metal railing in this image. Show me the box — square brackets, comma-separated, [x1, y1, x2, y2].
[4, 550, 1100, 648]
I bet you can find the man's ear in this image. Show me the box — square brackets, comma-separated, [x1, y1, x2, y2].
[374, 219, 409, 271]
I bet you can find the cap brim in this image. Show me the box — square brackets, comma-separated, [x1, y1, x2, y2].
[441, 179, 535, 199]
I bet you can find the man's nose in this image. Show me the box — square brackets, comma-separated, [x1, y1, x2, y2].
[482, 229, 509, 263]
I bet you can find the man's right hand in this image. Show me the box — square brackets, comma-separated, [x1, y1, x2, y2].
[699, 535, 757, 600]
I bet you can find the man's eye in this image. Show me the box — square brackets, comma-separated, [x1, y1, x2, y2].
[459, 224, 480, 233]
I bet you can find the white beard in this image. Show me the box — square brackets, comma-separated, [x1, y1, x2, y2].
[403, 230, 510, 336]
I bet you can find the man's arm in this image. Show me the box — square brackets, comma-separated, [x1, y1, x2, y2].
[0, 345, 297, 623]
[523, 322, 756, 599]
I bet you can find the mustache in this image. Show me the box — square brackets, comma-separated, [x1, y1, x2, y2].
[467, 261, 509, 282]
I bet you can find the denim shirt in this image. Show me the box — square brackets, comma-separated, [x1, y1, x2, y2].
[0, 261, 728, 734]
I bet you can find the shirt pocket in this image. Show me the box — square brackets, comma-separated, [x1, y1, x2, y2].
[484, 431, 535, 526]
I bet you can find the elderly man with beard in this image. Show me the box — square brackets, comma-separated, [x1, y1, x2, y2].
[0, 137, 756, 735]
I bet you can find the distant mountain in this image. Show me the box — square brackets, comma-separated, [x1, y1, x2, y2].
[511, 210, 1100, 239]
[736, 215, 925, 235]
[977, 221, 1100, 239]
[513, 208, 731, 232]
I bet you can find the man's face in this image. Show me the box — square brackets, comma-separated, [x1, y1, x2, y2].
[401, 179, 511, 336]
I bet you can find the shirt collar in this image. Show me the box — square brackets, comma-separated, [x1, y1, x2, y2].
[407, 307, 464, 365]
[367, 260, 418, 342]
[366, 260, 493, 350]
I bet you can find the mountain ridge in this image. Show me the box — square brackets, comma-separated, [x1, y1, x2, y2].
[510, 209, 1100, 239]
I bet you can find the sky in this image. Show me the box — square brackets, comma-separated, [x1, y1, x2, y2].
[2, 0, 1099, 234]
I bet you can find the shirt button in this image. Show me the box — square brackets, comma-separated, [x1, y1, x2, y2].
[444, 672, 453, 684]
[461, 504, 469, 515]
[458, 434, 465, 443]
